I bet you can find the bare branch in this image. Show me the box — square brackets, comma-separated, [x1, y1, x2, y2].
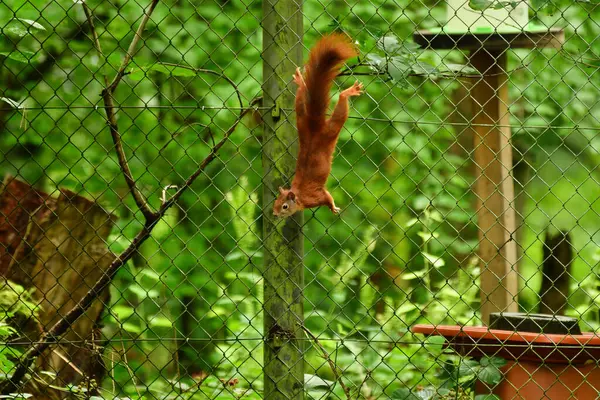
[100, 89, 156, 219]
[83, 0, 156, 220]
[153, 62, 244, 110]
[161, 185, 178, 205]
[107, 0, 160, 93]
[301, 325, 351, 400]
[81, 1, 105, 68]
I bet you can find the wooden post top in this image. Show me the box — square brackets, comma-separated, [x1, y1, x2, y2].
[413, 26, 564, 51]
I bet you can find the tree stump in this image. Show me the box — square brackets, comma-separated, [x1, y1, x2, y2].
[0, 175, 115, 397]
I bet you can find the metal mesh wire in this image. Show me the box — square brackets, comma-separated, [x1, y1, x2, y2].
[0, 0, 599, 398]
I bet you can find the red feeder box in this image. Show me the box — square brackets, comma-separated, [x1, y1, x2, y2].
[412, 313, 600, 399]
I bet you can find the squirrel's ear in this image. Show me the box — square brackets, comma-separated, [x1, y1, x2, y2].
[287, 191, 296, 201]
[278, 187, 285, 195]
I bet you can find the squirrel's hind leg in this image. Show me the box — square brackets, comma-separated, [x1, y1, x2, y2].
[323, 190, 341, 215]
[327, 81, 363, 136]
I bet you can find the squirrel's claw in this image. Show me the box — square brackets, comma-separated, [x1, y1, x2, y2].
[341, 81, 363, 97]
[332, 206, 341, 215]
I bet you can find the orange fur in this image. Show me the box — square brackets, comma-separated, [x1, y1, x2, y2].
[273, 33, 363, 218]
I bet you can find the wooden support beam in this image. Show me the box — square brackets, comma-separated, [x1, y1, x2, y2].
[414, 28, 563, 324]
[470, 50, 518, 323]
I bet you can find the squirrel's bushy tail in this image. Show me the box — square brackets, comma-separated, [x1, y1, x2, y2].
[304, 33, 357, 129]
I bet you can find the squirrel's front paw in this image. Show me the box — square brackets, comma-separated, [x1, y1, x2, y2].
[332, 206, 341, 215]
[342, 81, 364, 97]
[293, 67, 305, 87]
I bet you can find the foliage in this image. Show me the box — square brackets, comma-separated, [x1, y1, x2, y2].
[0, 0, 598, 398]
[0, 280, 38, 382]
[391, 355, 505, 400]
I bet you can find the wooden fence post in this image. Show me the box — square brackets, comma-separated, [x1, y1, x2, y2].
[262, 0, 304, 398]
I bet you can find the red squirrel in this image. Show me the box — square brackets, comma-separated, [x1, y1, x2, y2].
[273, 33, 363, 218]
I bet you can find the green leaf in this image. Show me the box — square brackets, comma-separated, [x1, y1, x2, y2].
[531, 0, 549, 8]
[139, 268, 161, 282]
[388, 56, 411, 82]
[112, 305, 135, 320]
[377, 35, 401, 54]
[428, 210, 443, 222]
[0, 51, 38, 64]
[458, 359, 480, 378]
[127, 284, 159, 299]
[405, 218, 419, 227]
[422, 252, 445, 268]
[396, 302, 418, 315]
[4, 19, 45, 38]
[478, 365, 503, 386]
[304, 374, 334, 389]
[413, 195, 430, 210]
[412, 61, 437, 76]
[417, 231, 439, 241]
[5, 26, 28, 37]
[492, 1, 518, 9]
[469, 0, 494, 10]
[121, 322, 143, 334]
[440, 63, 478, 75]
[149, 316, 172, 328]
[0, 348, 17, 374]
[401, 270, 427, 280]
[0, 323, 16, 339]
[414, 387, 436, 399]
[425, 335, 446, 351]
[14, 18, 45, 31]
[365, 53, 386, 72]
[480, 356, 507, 368]
[391, 388, 420, 400]
[127, 284, 147, 299]
[225, 251, 247, 261]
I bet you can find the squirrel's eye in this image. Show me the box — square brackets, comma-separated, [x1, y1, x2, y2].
[282, 204, 288, 210]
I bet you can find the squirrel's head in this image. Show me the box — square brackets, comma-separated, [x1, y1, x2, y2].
[273, 187, 299, 218]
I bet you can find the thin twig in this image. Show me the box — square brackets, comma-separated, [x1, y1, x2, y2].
[340, 62, 530, 79]
[107, 0, 160, 93]
[161, 185, 178, 205]
[81, 1, 106, 73]
[301, 325, 351, 400]
[119, 340, 142, 398]
[356, 369, 371, 399]
[153, 62, 244, 110]
[83, 0, 156, 220]
[560, 48, 600, 69]
[157, 122, 213, 155]
[159, 107, 251, 212]
[51, 348, 84, 377]
[110, 351, 115, 395]
[100, 89, 156, 220]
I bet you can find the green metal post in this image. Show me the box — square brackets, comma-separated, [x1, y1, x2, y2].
[262, 0, 304, 399]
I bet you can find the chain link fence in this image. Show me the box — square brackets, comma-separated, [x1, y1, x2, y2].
[0, 0, 599, 398]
